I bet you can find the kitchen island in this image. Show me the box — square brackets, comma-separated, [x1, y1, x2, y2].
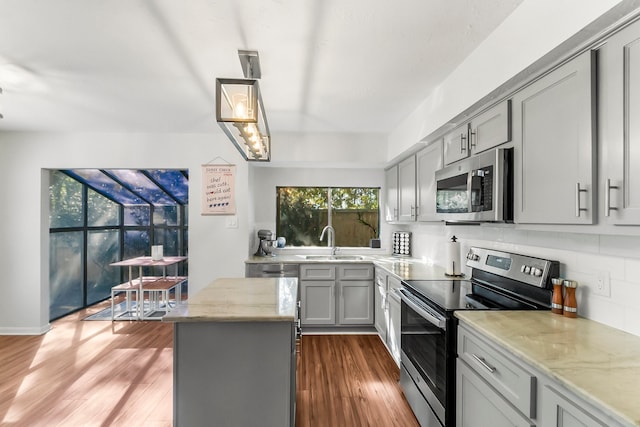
[163, 277, 298, 427]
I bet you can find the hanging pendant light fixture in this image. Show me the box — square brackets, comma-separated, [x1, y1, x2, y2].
[216, 50, 271, 161]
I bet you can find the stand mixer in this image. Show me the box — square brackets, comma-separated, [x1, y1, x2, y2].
[254, 229, 277, 257]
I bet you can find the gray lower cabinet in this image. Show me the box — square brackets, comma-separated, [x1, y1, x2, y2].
[374, 268, 387, 342]
[541, 385, 608, 427]
[513, 49, 596, 224]
[457, 322, 627, 427]
[300, 280, 335, 325]
[300, 263, 373, 327]
[457, 359, 534, 427]
[173, 321, 295, 427]
[386, 275, 401, 365]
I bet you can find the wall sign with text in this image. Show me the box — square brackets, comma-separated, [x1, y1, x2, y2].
[201, 164, 236, 215]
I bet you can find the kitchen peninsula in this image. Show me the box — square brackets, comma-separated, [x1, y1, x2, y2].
[163, 277, 298, 427]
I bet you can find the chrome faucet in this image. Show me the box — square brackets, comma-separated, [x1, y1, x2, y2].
[319, 225, 336, 254]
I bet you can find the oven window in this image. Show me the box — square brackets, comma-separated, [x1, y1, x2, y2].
[400, 300, 447, 405]
[436, 174, 469, 213]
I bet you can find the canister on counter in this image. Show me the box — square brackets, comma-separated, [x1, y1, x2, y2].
[563, 280, 578, 318]
[551, 278, 564, 315]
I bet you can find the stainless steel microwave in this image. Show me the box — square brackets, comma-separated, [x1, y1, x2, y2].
[435, 147, 513, 222]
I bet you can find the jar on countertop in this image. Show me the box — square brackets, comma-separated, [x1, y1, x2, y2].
[563, 280, 578, 318]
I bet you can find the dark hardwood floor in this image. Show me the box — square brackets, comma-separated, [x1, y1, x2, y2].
[0, 301, 419, 426]
[296, 334, 420, 427]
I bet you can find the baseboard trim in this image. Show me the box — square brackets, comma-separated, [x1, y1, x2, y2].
[0, 324, 51, 335]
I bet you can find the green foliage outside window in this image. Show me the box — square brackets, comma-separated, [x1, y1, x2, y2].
[277, 187, 379, 247]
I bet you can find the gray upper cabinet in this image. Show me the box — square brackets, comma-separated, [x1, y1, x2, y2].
[513, 50, 596, 224]
[444, 123, 470, 165]
[599, 20, 640, 224]
[398, 156, 417, 221]
[444, 100, 511, 166]
[469, 100, 511, 154]
[384, 165, 399, 222]
[416, 141, 443, 221]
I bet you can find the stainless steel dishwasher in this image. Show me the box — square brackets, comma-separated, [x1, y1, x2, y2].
[245, 262, 299, 278]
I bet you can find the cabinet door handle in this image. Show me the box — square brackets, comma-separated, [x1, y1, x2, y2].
[470, 129, 477, 149]
[394, 207, 398, 220]
[410, 205, 415, 219]
[460, 134, 467, 153]
[605, 178, 619, 217]
[472, 353, 496, 373]
[575, 183, 588, 217]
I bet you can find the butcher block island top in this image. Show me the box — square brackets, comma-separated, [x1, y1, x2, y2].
[162, 277, 298, 322]
[456, 311, 640, 426]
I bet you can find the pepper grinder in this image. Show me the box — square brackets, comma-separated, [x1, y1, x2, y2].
[563, 280, 578, 318]
[551, 278, 564, 315]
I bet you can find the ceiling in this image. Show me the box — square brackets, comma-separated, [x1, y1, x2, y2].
[0, 0, 523, 136]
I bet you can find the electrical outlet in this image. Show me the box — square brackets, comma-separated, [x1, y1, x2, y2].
[594, 271, 611, 297]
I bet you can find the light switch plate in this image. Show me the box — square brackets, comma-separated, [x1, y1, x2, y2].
[226, 216, 238, 228]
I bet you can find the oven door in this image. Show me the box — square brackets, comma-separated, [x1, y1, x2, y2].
[398, 288, 447, 425]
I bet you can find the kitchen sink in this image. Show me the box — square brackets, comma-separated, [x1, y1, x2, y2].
[299, 255, 365, 261]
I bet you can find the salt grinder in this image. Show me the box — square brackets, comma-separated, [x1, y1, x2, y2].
[551, 278, 564, 314]
[563, 280, 578, 318]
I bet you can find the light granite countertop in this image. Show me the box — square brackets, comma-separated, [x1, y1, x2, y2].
[245, 254, 451, 281]
[163, 277, 298, 322]
[455, 311, 640, 426]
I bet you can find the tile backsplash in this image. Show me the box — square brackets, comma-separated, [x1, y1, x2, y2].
[399, 223, 640, 337]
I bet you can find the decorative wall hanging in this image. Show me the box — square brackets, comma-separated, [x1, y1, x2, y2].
[201, 163, 236, 215]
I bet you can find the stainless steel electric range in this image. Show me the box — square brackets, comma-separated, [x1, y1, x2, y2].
[397, 247, 559, 427]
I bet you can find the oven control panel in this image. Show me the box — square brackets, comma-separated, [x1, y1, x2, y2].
[466, 247, 559, 288]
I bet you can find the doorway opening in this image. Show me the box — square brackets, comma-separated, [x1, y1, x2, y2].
[48, 169, 188, 321]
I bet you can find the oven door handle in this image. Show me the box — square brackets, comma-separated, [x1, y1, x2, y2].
[396, 288, 446, 329]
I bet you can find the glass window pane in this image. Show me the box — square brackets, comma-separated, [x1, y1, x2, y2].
[64, 169, 146, 205]
[50, 231, 84, 320]
[153, 205, 178, 226]
[106, 169, 176, 206]
[147, 169, 189, 204]
[277, 187, 328, 246]
[124, 230, 150, 259]
[87, 230, 120, 305]
[50, 171, 84, 228]
[276, 187, 379, 248]
[124, 206, 150, 226]
[331, 188, 380, 247]
[87, 188, 120, 227]
[154, 228, 179, 256]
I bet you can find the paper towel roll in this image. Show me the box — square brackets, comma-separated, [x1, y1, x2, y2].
[445, 237, 461, 276]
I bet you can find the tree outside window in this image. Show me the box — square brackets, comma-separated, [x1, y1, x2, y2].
[276, 187, 379, 247]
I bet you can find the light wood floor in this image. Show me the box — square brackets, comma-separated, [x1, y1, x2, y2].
[0, 301, 419, 426]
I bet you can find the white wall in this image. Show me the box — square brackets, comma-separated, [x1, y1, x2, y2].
[395, 222, 640, 337]
[0, 131, 250, 334]
[388, 0, 623, 160]
[269, 131, 388, 167]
